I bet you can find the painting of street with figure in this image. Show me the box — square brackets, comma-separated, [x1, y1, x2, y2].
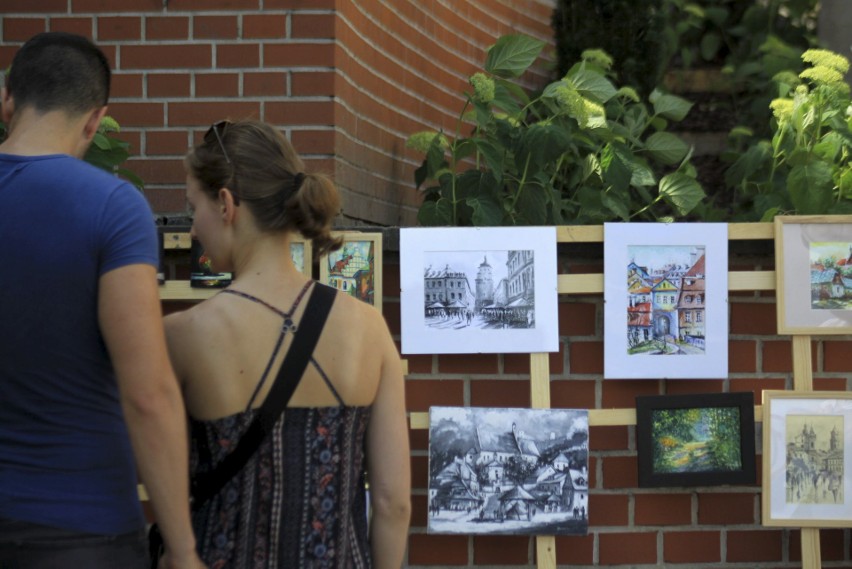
[809, 242, 852, 310]
[423, 250, 535, 330]
[786, 415, 844, 505]
[400, 227, 558, 355]
[626, 245, 707, 355]
[650, 406, 743, 474]
[427, 406, 589, 536]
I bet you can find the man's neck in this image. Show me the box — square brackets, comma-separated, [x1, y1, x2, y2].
[0, 108, 90, 158]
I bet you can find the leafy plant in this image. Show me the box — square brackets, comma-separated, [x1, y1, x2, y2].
[407, 34, 705, 227]
[0, 115, 143, 189]
[725, 49, 852, 220]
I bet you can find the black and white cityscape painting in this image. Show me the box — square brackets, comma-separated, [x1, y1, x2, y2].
[400, 227, 558, 354]
[428, 406, 589, 536]
[424, 250, 535, 330]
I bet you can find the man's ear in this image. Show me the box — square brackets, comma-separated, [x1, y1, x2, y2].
[83, 106, 108, 143]
[1, 87, 15, 125]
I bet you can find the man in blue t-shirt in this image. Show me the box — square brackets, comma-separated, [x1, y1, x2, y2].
[0, 33, 205, 569]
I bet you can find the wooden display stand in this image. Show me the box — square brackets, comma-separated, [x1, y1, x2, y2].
[407, 222, 824, 569]
[158, 224, 825, 569]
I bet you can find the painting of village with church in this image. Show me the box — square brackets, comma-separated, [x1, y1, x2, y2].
[427, 406, 589, 536]
[809, 241, 852, 310]
[423, 250, 535, 330]
[626, 245, 707, 355]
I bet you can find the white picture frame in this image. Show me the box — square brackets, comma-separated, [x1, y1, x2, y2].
[762, 390, 852, 527]
[603, 222, 729, 379]
[400, 227, 558, 354]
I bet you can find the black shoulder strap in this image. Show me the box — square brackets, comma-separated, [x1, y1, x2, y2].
[190, 283, 336, 510]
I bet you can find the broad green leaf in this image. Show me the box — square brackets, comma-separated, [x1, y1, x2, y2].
[601, 144, 631, 194]
[515, 184, 548, 224]
[92, 132, 112, 150]
[645, 132, 690, 165]
[484, 35, 545, 79]
[567, 67, 617, 104]
[788, 161, 834, 214]
[417, 198, 454, 226]
[700, 32, 722, 61]
[467, 196, 505, 226]
[659, 173, 706, 215]
[839, 166, 852, 199]
[704, 6, 729, 26]
[759, 207, 780, 222]
[649, 90, 693, 121]
[602, 190, 630, 221]
[473, 138, 505, 181]
[492, 81, 523, 117]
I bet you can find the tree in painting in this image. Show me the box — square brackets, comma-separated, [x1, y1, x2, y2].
[651, 407, 742, 474]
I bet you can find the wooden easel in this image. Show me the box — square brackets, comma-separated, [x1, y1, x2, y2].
[409, 222, 825, 569]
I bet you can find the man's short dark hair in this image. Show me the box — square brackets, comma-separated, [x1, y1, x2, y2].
[6, 32, 110, 115]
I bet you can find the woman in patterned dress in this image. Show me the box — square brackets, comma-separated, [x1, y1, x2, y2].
[164, 120, 411, 568]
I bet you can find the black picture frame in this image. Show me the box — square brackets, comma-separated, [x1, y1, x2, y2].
[636, 392, 756, 488]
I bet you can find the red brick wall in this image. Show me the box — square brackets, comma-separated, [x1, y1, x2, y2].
[0, 0, 554, 225]
[383, 251, 852, 568]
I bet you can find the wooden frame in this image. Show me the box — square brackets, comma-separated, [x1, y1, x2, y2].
[289, 235, 313, 277]
[318, 232, 382, 312]
[762, 390, 852, 527]
[636, 392, 756, 488]
[774, 215, 852, 335]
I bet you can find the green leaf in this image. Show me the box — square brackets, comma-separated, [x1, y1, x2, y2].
[467, 196, 505, 225]
[91, 132, 112, 150]
[649, 90, 693, 121]
[602, 190, 630, 221]
[700, 32, 722, 61]
[515, 184, 548, 224]
[473, 138, 505, 180]
[645, 132, 690, 165]
[788, 161, 834, 214]
[418, 198, 454, 226]
[659, 173, 706, 215]
[484, 34, 545, 79]
[601, 144, 631, 194]
[567, 67, 617, 104]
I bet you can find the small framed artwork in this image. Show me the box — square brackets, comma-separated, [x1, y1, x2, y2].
[762, 390, 852, 527]
[318, 232, 382, 312]
[190, 239, 233, 288]
[603, 222, 729, 379]
[636, 392, 756, 488]
[428, 406, 589, 536]
[774, 215, 852, 335]
[289, 235, 313, 277]
[400, 227, 558, 354]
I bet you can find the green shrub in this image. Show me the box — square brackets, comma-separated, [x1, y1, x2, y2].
[725, 49, 852, 219]
[407, 35, 704, 226]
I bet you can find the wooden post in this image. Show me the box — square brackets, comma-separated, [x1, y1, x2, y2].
[530, 353, 557, 569]
[791, 336, 820, 569]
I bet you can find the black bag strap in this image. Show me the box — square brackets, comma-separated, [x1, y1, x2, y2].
[190, 283, 336, 510]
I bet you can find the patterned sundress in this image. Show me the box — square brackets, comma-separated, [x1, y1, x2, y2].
[189, 282, 373, 569]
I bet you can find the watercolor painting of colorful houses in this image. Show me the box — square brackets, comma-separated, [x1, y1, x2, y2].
[427, 406, 589, 536]
[809, 241, 852, 310]
[626, 245, 707, 355]
[604, 222, 729, 379]
[319, 233, 382, 311]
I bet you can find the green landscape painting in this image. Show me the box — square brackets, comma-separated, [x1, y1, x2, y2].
[651, 407, 742, 474]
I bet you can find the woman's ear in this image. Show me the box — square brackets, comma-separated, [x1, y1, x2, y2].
[218, 187, 238, 222]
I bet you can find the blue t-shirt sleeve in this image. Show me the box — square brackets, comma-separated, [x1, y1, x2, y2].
[97, 183, 159, 275]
